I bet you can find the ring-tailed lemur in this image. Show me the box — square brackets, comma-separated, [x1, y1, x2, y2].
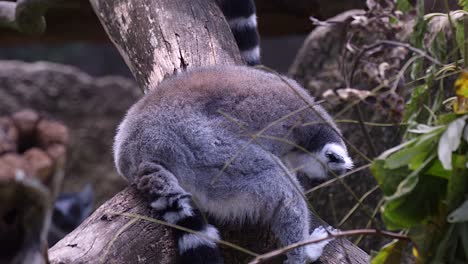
[113, 66, 353, 263]
[218, 0, 261, 65]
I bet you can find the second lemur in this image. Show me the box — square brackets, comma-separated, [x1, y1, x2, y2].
[217, 0, 261, 65]
[114, 66, 353, 263]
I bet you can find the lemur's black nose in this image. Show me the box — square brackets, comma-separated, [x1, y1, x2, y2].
[326, 151, 344, 163]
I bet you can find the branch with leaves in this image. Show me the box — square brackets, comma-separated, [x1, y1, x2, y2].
[369, 1, 468, 262]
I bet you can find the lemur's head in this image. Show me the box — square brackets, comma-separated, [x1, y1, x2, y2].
[283, 123, 353, 180]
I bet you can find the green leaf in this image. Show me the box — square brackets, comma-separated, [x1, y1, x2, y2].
[396, 0, 412, 12]
[371, 240, 407, 264]
[448, 199, 468, 223]
[385, 131, 439, 169]
[371, 160, 410, 196]
[460, 223, 468, 260]
[430, 30, 448, 63]
[423, 159, 451, 179]
[404, 84, 428, 123]
[459, 0, 468, 11]
[432, 224, 456, 263]
[456, 19, 465, 63]
[409, 222, 450, 262]
[436, 113, 459, 125]
[377, 138, 418, 160]
[408, 124, 444, 134]
[464, 125, 468, 142]
[382, 157, 447, 229]
[447, 154, 468, 212]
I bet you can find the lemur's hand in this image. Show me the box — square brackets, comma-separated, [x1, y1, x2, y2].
[305, 226, 337, 262]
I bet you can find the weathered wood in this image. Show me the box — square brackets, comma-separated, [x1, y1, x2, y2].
[49, 187, 370, 264]
[49, 187, 177, 264]
[89, 0, 242, 91]
[48, 0, 370, 263]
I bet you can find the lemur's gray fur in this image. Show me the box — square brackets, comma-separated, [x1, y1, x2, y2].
[113, 66, 353, 263]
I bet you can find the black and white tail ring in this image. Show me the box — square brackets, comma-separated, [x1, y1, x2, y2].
[219, 0, 261, 66]
[136, 163, 223, 264]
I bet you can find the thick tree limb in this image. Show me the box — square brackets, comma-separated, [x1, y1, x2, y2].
[89, 0, 242, 91]
[49, 0, 369, 263]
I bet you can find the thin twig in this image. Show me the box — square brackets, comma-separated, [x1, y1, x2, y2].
[354, 199, 384, 246]
[375, 40, 443, 66]
[114, 212, 259, 257]
[249, 228, 411, 264]
[309, 16, 346, 27]
[303, 120, 408, 127]
[354, 103, 377, 157]
[304, 164, 371, 195]
[338, 185, 380, 227]
[101, 218, 139, 263]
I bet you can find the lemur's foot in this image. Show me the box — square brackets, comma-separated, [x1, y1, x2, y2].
[135, 162, 194, 222]
[305, 226, 336, 262]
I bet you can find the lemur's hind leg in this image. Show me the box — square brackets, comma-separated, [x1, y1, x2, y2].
[135, 162, 223, 264]
[269, 190, 332, 264]
[270, 191, 334, 264]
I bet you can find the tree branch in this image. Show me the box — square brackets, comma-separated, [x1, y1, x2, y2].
[88, 0, 242, 91]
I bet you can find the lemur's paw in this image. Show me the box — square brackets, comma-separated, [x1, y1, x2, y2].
[305, 226, 337, 262]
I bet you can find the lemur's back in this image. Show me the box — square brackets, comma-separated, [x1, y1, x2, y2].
[132, 66, 329, 131]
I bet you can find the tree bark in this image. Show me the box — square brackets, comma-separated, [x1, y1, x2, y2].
[49, 0, 369, 263]
[88, 0, 242, 92]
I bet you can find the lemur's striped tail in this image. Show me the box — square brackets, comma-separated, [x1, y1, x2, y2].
[219, 0, 261, 66]
[136, 164, 223, 264]
[152, 195, 223, 263]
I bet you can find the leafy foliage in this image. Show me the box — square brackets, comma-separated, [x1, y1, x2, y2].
[396, 0, 412, 12]
[371, 1, 468, 263]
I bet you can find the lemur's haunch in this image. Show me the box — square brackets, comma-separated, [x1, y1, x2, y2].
[114, 66, 353, 263]
[218, 0, 260, 66]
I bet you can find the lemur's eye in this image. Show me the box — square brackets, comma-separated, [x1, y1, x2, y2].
[326, 151, 344, 163]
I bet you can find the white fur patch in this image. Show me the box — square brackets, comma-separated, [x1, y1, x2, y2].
[305, 226, 336, 262]
[189, 189, 260, 224]
[228, 14, 257, 30]
[241, 46, 260, 64]
[178, 225, 220, 252]
[162, 199, 194, 223]
[282, 142, 353, 180]
[150, 198, 168, 211]
[283, 152, 327, 179]
[323, 143, 354, 170]
[113, 115, 130, 177]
